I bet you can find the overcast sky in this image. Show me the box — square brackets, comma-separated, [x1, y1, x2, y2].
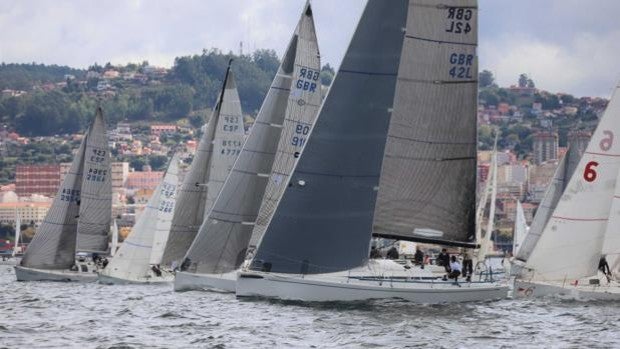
[2, 0, 620, 97]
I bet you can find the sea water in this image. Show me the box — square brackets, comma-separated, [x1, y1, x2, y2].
[1, 267, 618, 348]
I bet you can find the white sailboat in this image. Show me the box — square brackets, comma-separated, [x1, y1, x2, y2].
[515, 82, 620, 300]
[237, 0, 508, 303]
[99, 154, 179, 284]
[160, 63, 245, 270]
[15, 107, 112, 282]
[175, 1, 322, 292]
[110, 219, 118, 257]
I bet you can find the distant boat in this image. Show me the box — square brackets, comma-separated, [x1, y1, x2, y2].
[512, 201, 529, 257]
[160, 62, 245, 270]
[515, 83, 620, 299]
[99, 154, 179, 284]
[13, 209, 22, 257]
[237, 0, 508, 303]
[15, 107, 112, 282]
[174, 0, 322, 292]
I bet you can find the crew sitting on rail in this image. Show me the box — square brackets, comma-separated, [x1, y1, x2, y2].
[449, 255, 462, 286]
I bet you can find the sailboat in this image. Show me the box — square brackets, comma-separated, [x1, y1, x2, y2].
[512, 201, 529, 257]
[515, 83, 620, 299]
[476, 132, 500, 266]
[174, 1, 322, 292]
[236, 0, 508, 303]
[511, 145, 582, 277]
[15, 107, 112, 282]
[99, 154, 179, 284]
[160, 63, 245, 270]
[13, 210, 21, 257]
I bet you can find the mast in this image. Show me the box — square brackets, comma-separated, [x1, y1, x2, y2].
[13, 209, 20, 257]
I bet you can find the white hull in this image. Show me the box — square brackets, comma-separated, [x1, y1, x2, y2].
[98, 272, 174, 285]
[514, 278, 620, 301]
[236, 271, 508, 304]
[174, 270, 237, 293]
[15, 265, 98, 283]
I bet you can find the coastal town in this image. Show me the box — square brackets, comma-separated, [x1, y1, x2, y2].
[0, 61, 608, 255]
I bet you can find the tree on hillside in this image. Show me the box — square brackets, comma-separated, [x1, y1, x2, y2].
[479, 70, 496, 88]
[320, 64, 335, 86]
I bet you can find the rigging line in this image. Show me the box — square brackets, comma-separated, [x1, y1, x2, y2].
[405, 34, 476, 47]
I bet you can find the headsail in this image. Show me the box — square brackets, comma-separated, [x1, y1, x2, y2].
[101, 154, 179, 280]
[149, 154, 179, 265]
[512, 201, 528, 256]
[372, 0, 478, 248]
[181, 2, 321, 274]
[76, 107, 112, 253]
[251, 0, 409, 274]
[20, 126, 87, 269]
[110, 219, 118, 257]
[525, 84, 620, 281]
[161, 65, 244, 267]
[515, 146, 582, 262]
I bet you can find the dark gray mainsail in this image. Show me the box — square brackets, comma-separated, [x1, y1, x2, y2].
[182, 2, 321, 274]
[515, 146, 583, 262]
[251, 0, 409, 274]
[76, 108, 112, 253]
[161, 66, 244, 267]
[21, 120, 88, 269]
[372, 0, 478, 248]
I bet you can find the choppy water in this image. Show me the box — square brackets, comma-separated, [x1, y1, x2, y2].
[1, 267, 619, 348]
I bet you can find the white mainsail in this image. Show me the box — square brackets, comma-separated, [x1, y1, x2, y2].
[513, 201, 528, 256]
[525, 84, 620, 281]
[161, 67, 244, 267]
[101, 155, 179, 281]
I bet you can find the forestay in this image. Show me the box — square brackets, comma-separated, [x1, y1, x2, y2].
[161, 68, 244, 267]
[101, 155, 179, 280]
[515, 146, 582, 262]
[182, 2, 320, 274]
[525, 84, 620, 281]
[373, 0, 478, 248]
[20, 135, 87, 269]
[76, 108, 112, 253]
[251, 0, 409, 275]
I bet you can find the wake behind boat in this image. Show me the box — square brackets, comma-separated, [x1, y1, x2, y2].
[237, 0, 508, 303]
